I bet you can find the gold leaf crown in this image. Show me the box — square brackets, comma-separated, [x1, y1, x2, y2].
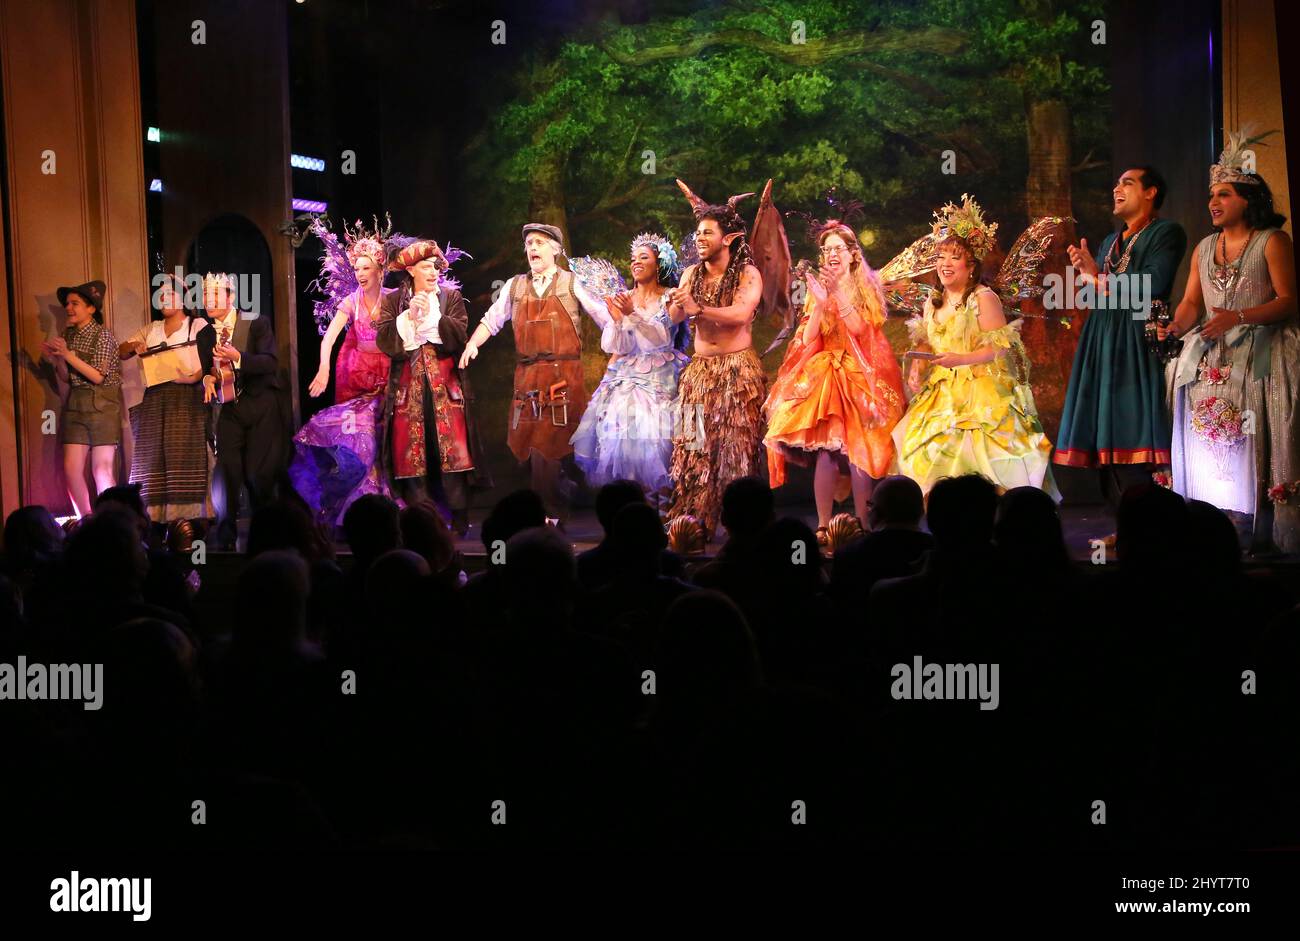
[1210, 126, 1277, 186]
[930, 193, 998, 260]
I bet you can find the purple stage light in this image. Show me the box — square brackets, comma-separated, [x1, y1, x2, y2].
[292, 198, 327, 213]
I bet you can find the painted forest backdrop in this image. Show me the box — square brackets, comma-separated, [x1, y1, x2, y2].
[463, 0, 1109, 441]
[293, 0, 1118, 474]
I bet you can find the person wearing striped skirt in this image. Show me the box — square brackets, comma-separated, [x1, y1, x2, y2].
[120, 276, 216, 522]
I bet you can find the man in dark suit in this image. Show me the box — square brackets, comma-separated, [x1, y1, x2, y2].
[830, 474, 934, 614]
[376, 240, 488, 535]
[202, 272, 284, 551]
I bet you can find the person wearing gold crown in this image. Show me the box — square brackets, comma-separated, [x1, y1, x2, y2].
[1159, 131, 1299, 553]
[764, 216, 906, 540]
[202, 272, 285, 551]
[892, 195, 1059, 498]
[1053, 167, 1187, 514]
[287, 220, 398, 529]
[376, 239, 487, 535]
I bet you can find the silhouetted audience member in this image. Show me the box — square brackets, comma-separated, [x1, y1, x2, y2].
[480, 525, 639, 845]
[55, 503, 190, 645]
[994, 486, 1070, 575]
[94, 482, 149, 532]
[203, 550, 330, 788]
[2, 506, 65, 629]
[831, 475, 933, 612]
[248, 498, 335, 564]
[247, 498, 344, 645]
[460, 489, 547, 633]
[743, 517, 843, 690]
[650, 589, 764, 763]
[342, 493, 402, 578]
[364, 548, 432, 645]
[579, 502, 692, 664]
[868, 474, 1001, 668]
[577, 480, 683, 590]
[399, 500, 463, 591]
[96, 482, 195, 623]
[692, 476, 775, 601]
[1114, 482, 1190, 574]
[59, 617, 199, 847]
[3, 505, 65, 579]
[332, 493, 403, 656]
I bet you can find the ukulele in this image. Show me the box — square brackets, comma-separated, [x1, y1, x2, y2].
[212, 325, 237, 403]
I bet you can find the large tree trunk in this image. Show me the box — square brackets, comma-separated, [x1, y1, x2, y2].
[1025, 97, 1073, 218]
[527, 145, 568, 244]
[1021, 97, 1076, 441]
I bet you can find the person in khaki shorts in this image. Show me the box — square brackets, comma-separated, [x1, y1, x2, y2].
[41, 279, 122, 518]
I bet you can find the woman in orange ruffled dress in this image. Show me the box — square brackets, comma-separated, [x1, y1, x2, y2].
[764, 221, 906, 541]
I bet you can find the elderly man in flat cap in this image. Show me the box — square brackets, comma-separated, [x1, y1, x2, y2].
[460, 223, 608, 522]
[376, 239, 487, 535]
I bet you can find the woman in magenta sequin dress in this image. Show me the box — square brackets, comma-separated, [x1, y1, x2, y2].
[289, 222, 395, 528]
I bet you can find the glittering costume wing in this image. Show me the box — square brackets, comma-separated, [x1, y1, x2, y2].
[992, 216, 1076, 317]
[308, 219, 361, 336]
[567, 255, 628, 300]
[879, 231, 940, 317]
[749, 179, 793, 357]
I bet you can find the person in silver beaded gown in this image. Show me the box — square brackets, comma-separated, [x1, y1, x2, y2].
[1163, 131, 1299, 553]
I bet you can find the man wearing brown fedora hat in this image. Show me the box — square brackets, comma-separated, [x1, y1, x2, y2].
[460, 223, 608, 522]
[41, 279, 122, 517]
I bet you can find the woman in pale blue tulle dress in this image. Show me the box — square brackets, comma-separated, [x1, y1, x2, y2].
[570, 233, 688, 505]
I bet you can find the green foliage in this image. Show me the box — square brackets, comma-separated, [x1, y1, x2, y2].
[462, 0, 1110, 275]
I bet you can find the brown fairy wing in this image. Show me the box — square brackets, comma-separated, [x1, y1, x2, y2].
[879, 231, 940, 284]
[749, 178, 793, 354]
[992, 216, 1076, 314]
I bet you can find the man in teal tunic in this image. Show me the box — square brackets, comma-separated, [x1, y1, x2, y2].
[1053, 166, 1187, 508]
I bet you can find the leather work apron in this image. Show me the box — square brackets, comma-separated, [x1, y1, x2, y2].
[507, 281, 587, 462]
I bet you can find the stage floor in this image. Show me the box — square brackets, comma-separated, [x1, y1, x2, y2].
[440, 502, 1273, 564]
[211, 495, 1291, 566]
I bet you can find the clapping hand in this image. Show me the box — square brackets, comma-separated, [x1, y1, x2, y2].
[1067, 239, 1099, 279]
[608, 291, 634, 321]
[670, 286, 701, 318]
[805, 270, 829, 307]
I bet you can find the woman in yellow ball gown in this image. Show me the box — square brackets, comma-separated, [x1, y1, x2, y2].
[892, 210, 1059, 498]
[764, 222, 906, 537]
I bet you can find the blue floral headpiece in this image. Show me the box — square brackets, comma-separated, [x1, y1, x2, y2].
[630, 232, 681, 286]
